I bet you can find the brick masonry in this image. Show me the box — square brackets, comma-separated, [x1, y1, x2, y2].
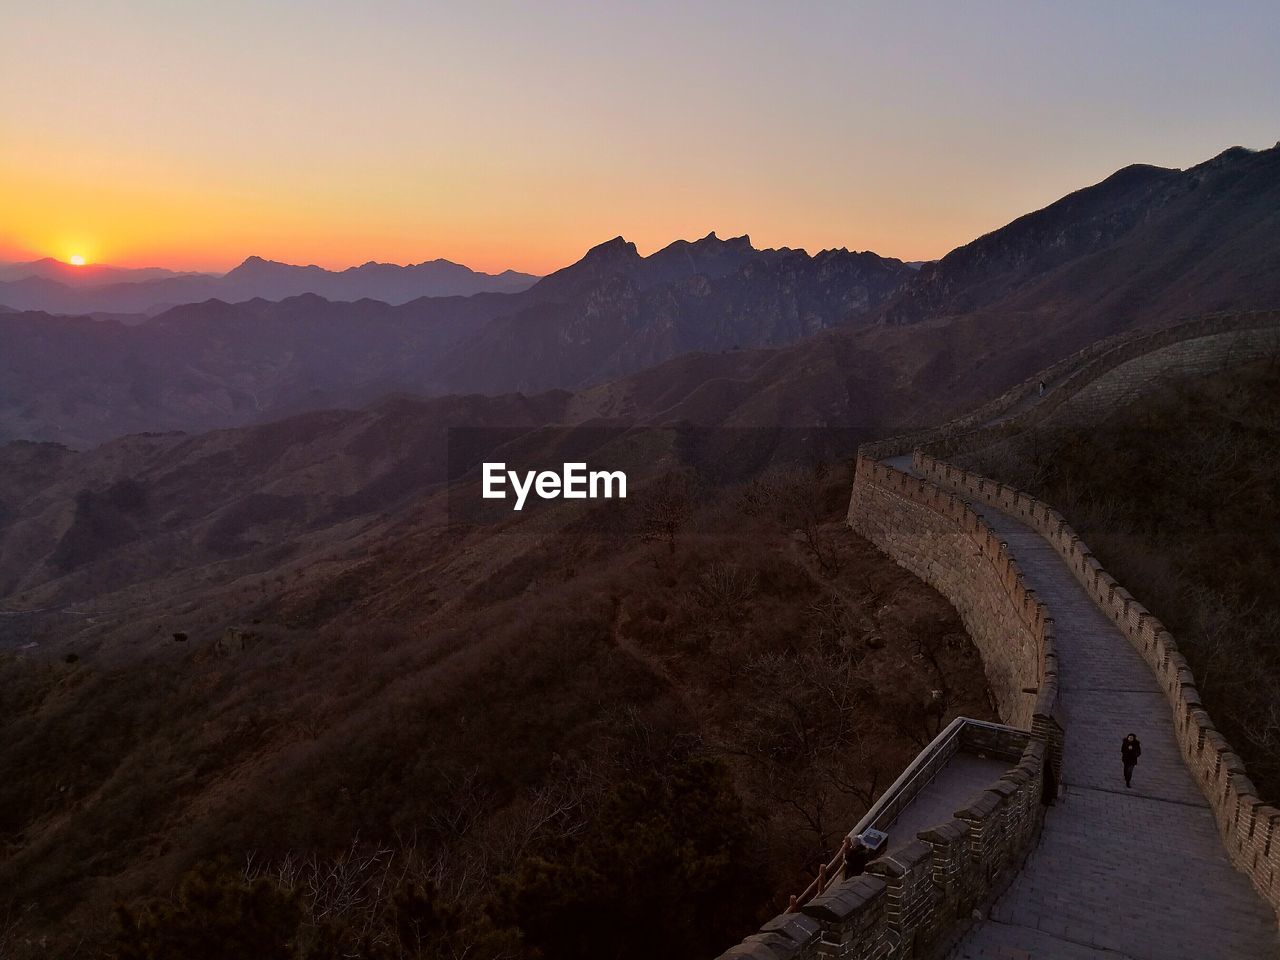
[916, 450, 1280, 929]
[715, 312, 1280, 959]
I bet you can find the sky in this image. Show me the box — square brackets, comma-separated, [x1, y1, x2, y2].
[2, 1, 1278, 275]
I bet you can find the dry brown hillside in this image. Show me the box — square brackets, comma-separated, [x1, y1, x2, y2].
[0, 461, 994, 959]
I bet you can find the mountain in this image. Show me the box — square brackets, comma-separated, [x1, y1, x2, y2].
[0, 256, 539, 314]
[433, 234, 912, 394]
[0, 294, 507, 446]
[883, 144, 1280, 324]
[3, 143, 1279, 452]
[216, 255, 539, 301]
[0, 258, 207, 287]
[0, 234, 912, 446]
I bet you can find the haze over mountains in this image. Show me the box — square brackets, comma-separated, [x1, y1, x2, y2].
[3, 143, 1279, 626]
[0, 233, 913, 445]
[0, 255, 539, 315]
[4, 145, 1279, 451]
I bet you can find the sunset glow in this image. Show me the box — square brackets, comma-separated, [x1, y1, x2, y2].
[2, 3, 1278, 274]
[68, 254, 86, 266]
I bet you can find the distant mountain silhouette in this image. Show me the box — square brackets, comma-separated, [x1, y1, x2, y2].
[0, 255, 539, 314]
[439, 233, 912, 394]
[0, 258, 207, 287]
[0, 234, 911, 445]
[217, 255, 539, 302]
[3, 144, 1279, 448]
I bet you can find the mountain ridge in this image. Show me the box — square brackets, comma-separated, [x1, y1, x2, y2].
[0, 236, 913, 445]
[0, 254, 541, 314]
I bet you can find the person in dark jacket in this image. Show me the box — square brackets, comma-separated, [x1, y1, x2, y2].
[843, 838, 870, 878]
[1122, 733, 1142, 787]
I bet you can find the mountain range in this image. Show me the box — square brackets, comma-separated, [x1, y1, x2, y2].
[3, 144, 1279, 631]
[3, 143, 1280, 957]
[0, 233, 914, 446]
[5, 144, 1280, 451]
[0, 255, 539, 315]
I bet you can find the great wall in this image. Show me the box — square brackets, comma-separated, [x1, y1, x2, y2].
[717, 310, 1280, 959]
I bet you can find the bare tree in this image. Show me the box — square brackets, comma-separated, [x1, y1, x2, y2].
[638, 471, 698, 557]
[742, 464, 840, 575]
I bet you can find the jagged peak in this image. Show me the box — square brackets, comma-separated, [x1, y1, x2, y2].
[581, 236, 640, 262]
[651, 231, 755, 258]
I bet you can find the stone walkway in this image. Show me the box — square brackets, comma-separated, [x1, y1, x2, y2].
[948, 505, 1278, 959]
[882, 753, 1013, 854]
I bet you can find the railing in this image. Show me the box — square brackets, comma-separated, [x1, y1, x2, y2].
[785, 716, 1031, 912]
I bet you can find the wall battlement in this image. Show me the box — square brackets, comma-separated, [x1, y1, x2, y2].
[715, 456, 1061, 960]
[717, 309, 1280, 958]
[913, 451, 1280, 922]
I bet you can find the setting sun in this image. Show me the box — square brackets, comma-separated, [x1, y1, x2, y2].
[68, 254, 86, 266]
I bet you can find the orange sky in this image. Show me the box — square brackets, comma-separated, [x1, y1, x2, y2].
[3, 2, 1277, 276]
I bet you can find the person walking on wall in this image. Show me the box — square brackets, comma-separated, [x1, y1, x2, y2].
[1122, 733, 1142, 787]
[1038, 379, 1046, 398]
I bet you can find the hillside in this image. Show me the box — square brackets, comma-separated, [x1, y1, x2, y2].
[0, 458, 996, 958]
[883, 144, 1280, 326]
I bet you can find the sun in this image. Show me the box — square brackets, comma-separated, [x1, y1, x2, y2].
[68, 254, 87, 266]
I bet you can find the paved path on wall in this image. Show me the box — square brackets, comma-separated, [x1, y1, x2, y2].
[880, 753, 1013, 854]
[945, 503, 1277, 960]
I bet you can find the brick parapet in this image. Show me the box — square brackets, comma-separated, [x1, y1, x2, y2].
[912, 450, 1280, 921]
[717, 311, 1280, 958]
[714, 732, 1047, 960]
[711, 456, 1060, 958]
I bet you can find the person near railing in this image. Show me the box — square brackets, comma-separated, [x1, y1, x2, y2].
[842, 837, 870, 879]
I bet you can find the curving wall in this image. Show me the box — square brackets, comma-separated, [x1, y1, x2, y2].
[914, 451, 1280, 920]
[715, 455, 1061, 960]
[717, 309, 1280, 958]
[846, 457, 1059, 738]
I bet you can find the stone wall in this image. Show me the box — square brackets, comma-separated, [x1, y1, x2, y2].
[914, 451, 1280, 922]
[1029, 320, 1280, 432]
[716, 737, 1049, 960]
[846, 457, 1060, 741]
[717, 310, 1280, 957]
[715, 456, 1061, 959]
[861, 309, 1280, 462]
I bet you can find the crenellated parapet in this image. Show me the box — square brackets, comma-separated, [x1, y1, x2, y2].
[713, 455, 1063, 960]
[715, 733, 1049, 960]
[717, 309, 1280, 958]
[847, 455, 1061, 746]
[913, 450, 1280, 921]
